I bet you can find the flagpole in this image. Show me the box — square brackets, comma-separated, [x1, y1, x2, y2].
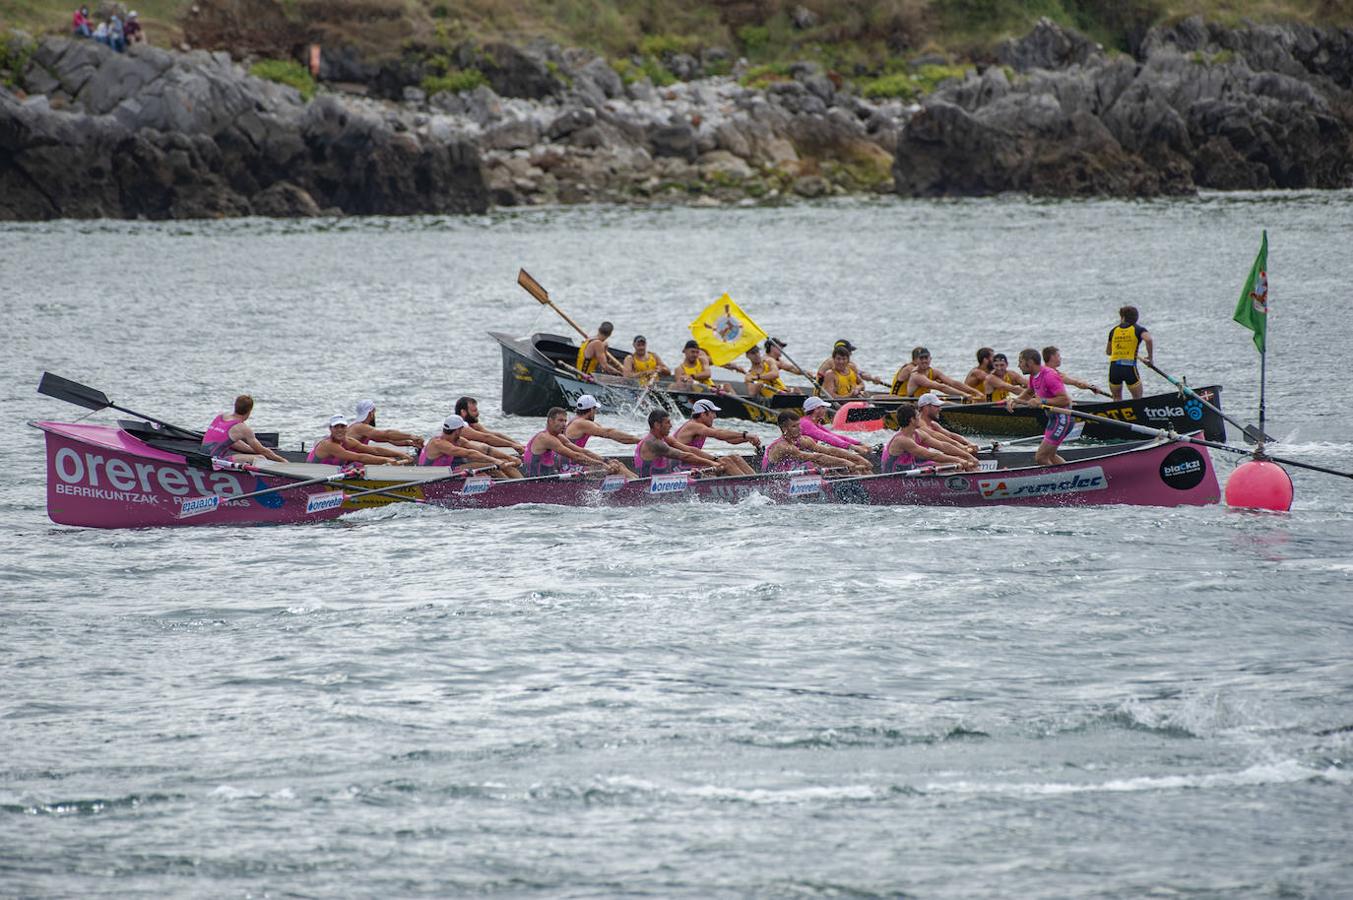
[1257, 345, 1267, 455]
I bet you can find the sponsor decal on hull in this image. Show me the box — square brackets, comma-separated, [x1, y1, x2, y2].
[305, 491, 346, 514]
[977, 466, 1107, 500]
[1158, 447, 1206, 490]
[788, 475, 823, 497]
[649, 472, 691, 495]
[460, 475, 493, 496]
[52, 447, 246, 505]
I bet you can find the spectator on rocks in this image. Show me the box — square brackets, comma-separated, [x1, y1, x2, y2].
[92, 18, 109, 45]
[108, 13, 125, 52]
[123, 10, 143, 44]
[71, 5, 92, 37]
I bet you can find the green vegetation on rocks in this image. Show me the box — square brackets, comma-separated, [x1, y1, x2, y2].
[248, 58, 316, 100]
[421, 66, 487, 96]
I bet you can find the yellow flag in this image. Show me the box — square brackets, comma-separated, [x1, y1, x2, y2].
[689, 294, 768, 366]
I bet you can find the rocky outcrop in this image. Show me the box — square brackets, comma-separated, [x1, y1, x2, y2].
[1, 37, 487, 219]
[894, 17, 1353, 197]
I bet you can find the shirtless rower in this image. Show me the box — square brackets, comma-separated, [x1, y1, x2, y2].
[764, 337, 804, 376]
[455, 396, 526, 459]
[816, 340, 886, 388]
[347, 399, 423, 462]
[673, 340, 717, 390]
[798, 396, 872, 465]
[577, 320, 623, 376]
[620, 335, 671, 383]
[1042, 346, 1106, 396]
[419, 414, 521, 477]
[883, 406, 975, 472]
[1006, 348, 1074, 466]
[915, 392, 980, 465]
[892, 347, 983, 400]
[523, 407, 629, 478]
[671, 398, 762, 476]
[309, 415, 412, 466]
[635, 409, 735, 478]
[1105, 305, 1154, 400]
[822, 345, 865, 398]
[762, 411, 872, 475]
[565, 394, 642, 452]
[965, 348, 1027, 402]
[201, 394, 287, 464]
[744, 344, 789, 398]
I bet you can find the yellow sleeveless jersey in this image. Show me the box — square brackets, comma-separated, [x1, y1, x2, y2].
[631, 354, 658, 374]
[680, 360, 711, 383]
[831, 367, 861, 396]
[576, 341, 599, 374]
[1107, 325, 1143, 362]
[908, 368, 936, 398]
[751, 360, 786, 397]
[989, 373, 1017, 402]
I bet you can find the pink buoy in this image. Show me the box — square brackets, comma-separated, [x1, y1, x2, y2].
[1225, 458, 1294, 511]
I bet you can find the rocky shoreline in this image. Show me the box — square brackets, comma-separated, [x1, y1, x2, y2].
[2, 17, 1351, 220]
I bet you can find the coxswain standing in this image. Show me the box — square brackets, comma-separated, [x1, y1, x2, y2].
[763, 411, 872, 474]
[523, 408, 628, 478]
[201, 394, 288, 464]
[915, 393, 980, 465]
[348, 399, 423, 461]
[620, 335, 671, 383]
[884, 406, 975, 473]
[635, 410, 735, 477]
[1006, 348, 1073, 466]
[310, 415, 412, 466]
[1105, 305, 1153, 400]
[672, 398, 762, 476]
[1042, 347, 1106, 396]
[797, 396, 873, 467]
[578, 321, 623, 376]
[893, 347, 983, 400]
[420, 414, 521, 477]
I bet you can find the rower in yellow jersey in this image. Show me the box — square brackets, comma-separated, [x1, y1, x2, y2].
[743, 344, 789, 398]
[620, 334, 671, 384]
[1105, 305, 1154, 400]
[984, 353, 1027, 402]
[822, 346, 865, 397]
[576, 321, 623, 376]
[891, 347, 984, 400]
[815, 339, 887, 389]
[674, 339, 717, 390]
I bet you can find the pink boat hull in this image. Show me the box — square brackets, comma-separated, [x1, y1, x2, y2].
[36, 422, 348, 528]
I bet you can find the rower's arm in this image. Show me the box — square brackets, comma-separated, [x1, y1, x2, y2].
[327, 442, 398, 466]
[348, 438, 411, 461]
[550, 435, 603, 465]
[469, 427, 524, 452]
[1059, 372, 1094, 391]
[595, 426, 641, 445]
[939, 372, 983, 398]
[708, 426, 761, 447]
[240, 427, 287, 463]
[667, 436, 716, 464]
[651, 354, 672, 377]
[363, 427, 423, 448]
[1141, 330, 1154, 364]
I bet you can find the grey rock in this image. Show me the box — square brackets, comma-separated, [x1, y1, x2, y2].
[250, 181, 321, 217]
[792, 174, 829, 197]
[998, 17, 1104, 72]
[403, 86, 426, 104]
[791, 5, 818, 30]
[649, 121, 697, 161]
[483, 116, 542, 151]
[577, 57, 623, 99]
[668, 53, 699, 81]
[546, 106, 596, 140]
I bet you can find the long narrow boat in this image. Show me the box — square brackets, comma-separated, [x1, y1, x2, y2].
[33, 420, 1221, 527]
[493, 331, 804, 423]
[834, 388, 1228, 442]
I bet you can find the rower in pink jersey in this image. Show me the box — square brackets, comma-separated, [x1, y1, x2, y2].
[882, 406, 974, 473]
[914, 392, 980, 465]
[346, 399, 421, 464]
[419, 414, 521, 477]
[634, 409, 725, 478]
[201, 394, 287, 463]
[670, 398, 760, 476]
[563, 394, 642, 453]
[309, 415, 409, 466]
[797, 396, 874, 467]
[1006, 347, 1074, 465]
[524, 407, 629, 478]
[762, 411, 872, 475]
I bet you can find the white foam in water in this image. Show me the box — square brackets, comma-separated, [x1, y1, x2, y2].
[919, 759, 1351, 798]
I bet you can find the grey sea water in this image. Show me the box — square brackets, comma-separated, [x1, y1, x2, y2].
[2, 195, 1352, 898]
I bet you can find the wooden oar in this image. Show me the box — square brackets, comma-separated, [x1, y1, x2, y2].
[1141, 359, 1270, 444]
[1041, 404, 1353, 481]
[517, 269, 625, 373]
[337, 464, 502, 505]
[39, 372, 200, 438]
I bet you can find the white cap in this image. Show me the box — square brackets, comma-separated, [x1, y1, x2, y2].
[803, 396, 827, 413]
[691, 398, 719, 416]
[917, 392, 944, 409]
[128, 9, 137, 15]
[328, 414, 350, 428]
[575, 394, 599, 411]
[354, 399, 376, 421]
[443, 414, 467, 431]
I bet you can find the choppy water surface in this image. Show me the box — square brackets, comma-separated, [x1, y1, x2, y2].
[3, 195, 1352, 897]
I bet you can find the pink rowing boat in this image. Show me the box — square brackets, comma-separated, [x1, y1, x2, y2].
[33, 420, 1221, 528]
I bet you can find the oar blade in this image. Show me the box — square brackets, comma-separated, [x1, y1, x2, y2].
[517, 268, 549, 304]
[38, 372, 111, 412]
[1242, 424, 1272, 445]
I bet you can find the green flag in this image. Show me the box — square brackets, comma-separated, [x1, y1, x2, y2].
[1233, 230, 1269, 353]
